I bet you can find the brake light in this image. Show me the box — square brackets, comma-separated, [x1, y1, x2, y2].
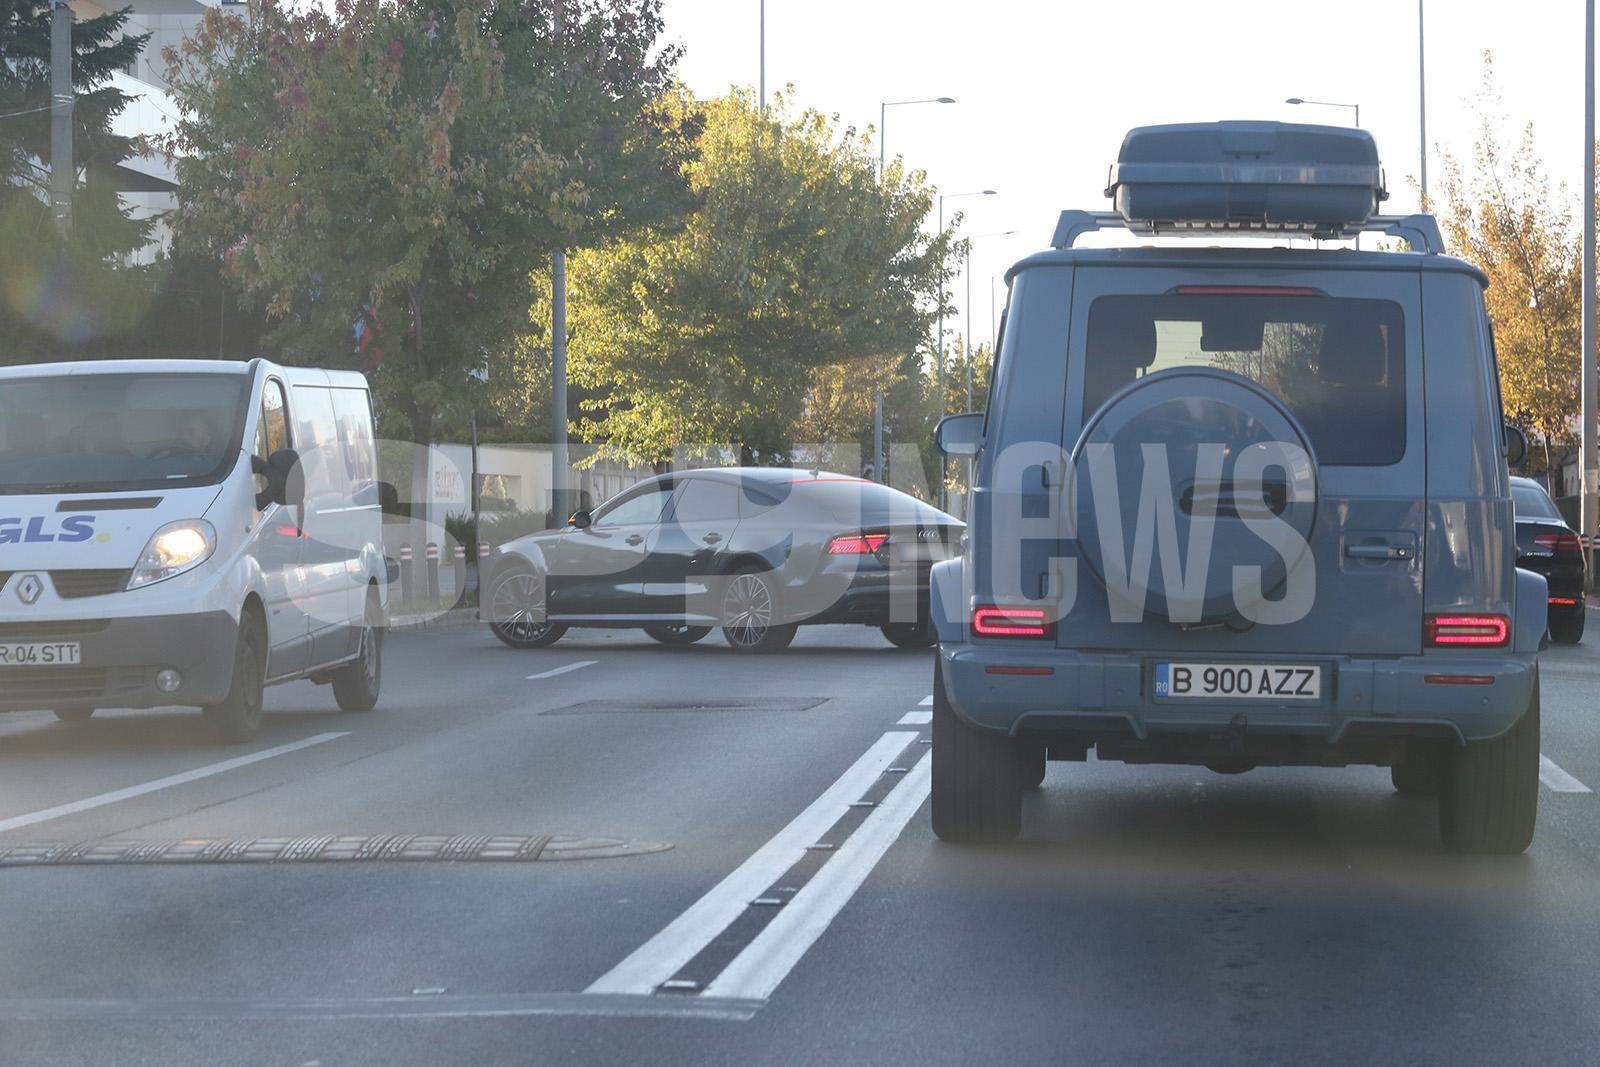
[827, 533, 888, 555]
[1424, 614, 1509, 647]
[1533, 530, 1583, 558]
[1550, 596, 1579, 606]
[972, 606, 1050, 638]
[1173, 285, 1323, 297]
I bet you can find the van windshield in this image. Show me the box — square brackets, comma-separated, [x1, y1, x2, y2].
[0, 372, 249, 494]
[1084, 294, 1407, 466]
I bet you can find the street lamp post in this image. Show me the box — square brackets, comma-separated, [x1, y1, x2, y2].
[873, 95, 955, 484]
[1583, 0, 1597, 583]
[933, 193, 997, 512]
[1418, 0, 1428, 205]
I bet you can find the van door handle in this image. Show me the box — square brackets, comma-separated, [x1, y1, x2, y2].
[1345, 543, 1414, 561]
[625, 534, 644, 546]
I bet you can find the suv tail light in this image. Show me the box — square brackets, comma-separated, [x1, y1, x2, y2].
[1533, 530, 1583, 559]
[972, 605, 1051, 638]
[1424, 614, 1509, 648]
[827, 533, 888, 555]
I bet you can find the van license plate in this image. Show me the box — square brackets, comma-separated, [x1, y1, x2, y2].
[1154, 663, 1320, 700]
[0, 642, 82, 667]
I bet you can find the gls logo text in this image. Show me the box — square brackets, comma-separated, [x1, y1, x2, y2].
[0, 516, 97, 545]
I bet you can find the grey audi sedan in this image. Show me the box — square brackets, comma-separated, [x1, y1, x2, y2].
[482, 468, 962, 653]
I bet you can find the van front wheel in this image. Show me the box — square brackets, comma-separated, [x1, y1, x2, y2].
[1438, 679, 1540, 855]
[205, 615, 266, 743]
[931, 660, 1022, 843]
[333, 589, 383, 712]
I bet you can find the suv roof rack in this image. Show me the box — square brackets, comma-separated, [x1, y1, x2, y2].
[1049, 209, 1445, 255]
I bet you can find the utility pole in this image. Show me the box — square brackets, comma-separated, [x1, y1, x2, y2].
[1583, 0, 1597, 582]
[551, 250, 569, 522]
[1418, 0, 1428, 205]
[50, 0, 73, 230]
[759, 0, 766, 115]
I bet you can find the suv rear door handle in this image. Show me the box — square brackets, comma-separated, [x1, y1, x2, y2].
[1345, 543, 1413, 561]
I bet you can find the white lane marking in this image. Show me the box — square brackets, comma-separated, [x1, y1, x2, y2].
[896, 710, 931, 725]
[0, 732, 350, 835]
[918, 694, 933, 706]
[586, 731, 916, 996]
[704, 754, 930, 1001]
[1539, 755, 1593, 794]
[526, 660, 597, 681]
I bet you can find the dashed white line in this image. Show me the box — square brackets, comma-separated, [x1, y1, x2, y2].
[0, 732, 350, 835]
[526, 660, 598, 681]
[918, 694, 933, 706]
[1539, 755, 1593, 794]
[896, 710, 932, 725]
[586, 731, 916, 996]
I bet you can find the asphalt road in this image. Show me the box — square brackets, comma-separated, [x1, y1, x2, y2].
[2, 619, 1600, 1064]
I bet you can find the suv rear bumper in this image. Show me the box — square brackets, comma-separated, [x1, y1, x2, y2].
[0, 611, 239, 713]
[939, 643, 1537, 746]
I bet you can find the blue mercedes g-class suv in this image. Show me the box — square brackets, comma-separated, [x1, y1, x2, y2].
[930, 121, 1545, 854]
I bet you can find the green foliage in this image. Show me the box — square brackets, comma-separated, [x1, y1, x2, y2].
[563, 90, 955, 464]
[0, 0, 157, 355]
[162, 0, 692, 442]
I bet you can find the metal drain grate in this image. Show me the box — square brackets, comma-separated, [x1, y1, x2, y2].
[0, 833, 671, 866]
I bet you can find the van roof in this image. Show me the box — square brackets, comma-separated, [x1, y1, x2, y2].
[0, 359, 254, 380]
[1005, 244, 1488, 288]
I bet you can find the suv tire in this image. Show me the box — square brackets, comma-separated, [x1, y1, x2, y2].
[1438, 678, 1540, 855]
[205, 613, 267, 743]
[931, 659, 1023, 843]
[332, 588, 383, 712]
[1018, 741, 1047, 790]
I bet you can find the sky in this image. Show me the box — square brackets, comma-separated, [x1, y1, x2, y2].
[659, 0, 1594, 347]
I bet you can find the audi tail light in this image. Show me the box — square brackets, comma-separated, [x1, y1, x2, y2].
[972, 605, 1051, 638]
[827, 533, 888, 555]
[1533, 530, 1583, 559]
[1424, 614, 1509, 648]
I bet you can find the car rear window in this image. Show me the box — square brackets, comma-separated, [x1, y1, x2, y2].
[1083, 293, 1407, 466]
[1512, 482, 1563, 520]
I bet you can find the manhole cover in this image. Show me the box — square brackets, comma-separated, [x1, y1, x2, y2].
[0, 833, 671, 866]
[544, 697, 827, 716]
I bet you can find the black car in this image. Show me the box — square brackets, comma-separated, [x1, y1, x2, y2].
[483, 468, 962, 652]
[1511, 476, 1586, 644]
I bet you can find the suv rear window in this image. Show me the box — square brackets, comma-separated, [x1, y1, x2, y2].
[1083, 293, 1406, 466]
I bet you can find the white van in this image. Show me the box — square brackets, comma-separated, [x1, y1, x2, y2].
[0, 359, 388, 740]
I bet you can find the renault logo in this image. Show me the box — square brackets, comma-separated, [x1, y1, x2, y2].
[15, 573, 43, 606]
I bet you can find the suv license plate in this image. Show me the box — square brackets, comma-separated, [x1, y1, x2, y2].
[0, 642, 82, 667]
[1155, 663, 1320, 700]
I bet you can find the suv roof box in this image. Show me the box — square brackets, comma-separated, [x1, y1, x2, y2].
[1105, 121, 1387, 239]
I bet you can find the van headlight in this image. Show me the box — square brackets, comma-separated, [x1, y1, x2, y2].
[128, 520, 217, 590]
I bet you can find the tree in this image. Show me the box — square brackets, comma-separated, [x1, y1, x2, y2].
[564, 90, 955, 465]
[0, 0, 155, 355]
[1438, 54, 1582, 486]
[162, 0, 693, 444]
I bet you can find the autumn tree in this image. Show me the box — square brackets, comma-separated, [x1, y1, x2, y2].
[1438, 55, 1582, 483]
[563, 90, 955, 465]
[162, 0, 693, 443]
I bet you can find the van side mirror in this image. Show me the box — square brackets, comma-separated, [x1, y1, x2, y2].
[568, 509, 593, 529]
[1504, 424, 1528, 467]
[935, 412, 985, 458]
[254, 448, 304, 510]
[377, 481, 401, 516]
